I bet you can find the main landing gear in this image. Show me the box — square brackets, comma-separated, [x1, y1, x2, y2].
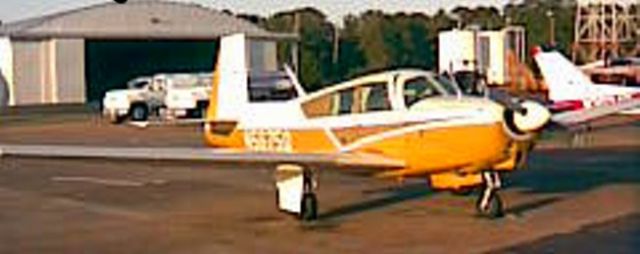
[275, 164, 318, 221]
[475, 171, 504, 218]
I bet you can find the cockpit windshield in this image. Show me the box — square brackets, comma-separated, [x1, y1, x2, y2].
[435, 74, 461, 96]
[402, 73, 460, 107]
[403, 77, 442, 107]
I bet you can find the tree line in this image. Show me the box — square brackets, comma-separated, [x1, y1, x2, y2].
[237, 0, 577, 90]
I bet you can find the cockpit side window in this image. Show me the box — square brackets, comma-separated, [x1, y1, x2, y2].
[335, 88, 355, 115]
[302, 87, 355, 118]
[359, 82, 391, 112]
[302, 81, 392, 118]
[403, 77, 441, 107]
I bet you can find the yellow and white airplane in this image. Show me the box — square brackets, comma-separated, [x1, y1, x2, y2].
[0, 34, 552, 221]
[201, 34, 551, 220]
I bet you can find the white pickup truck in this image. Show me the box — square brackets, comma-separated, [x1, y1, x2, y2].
[102, 73, 212, 123]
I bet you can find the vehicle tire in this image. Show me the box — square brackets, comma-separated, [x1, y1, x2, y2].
[192, 102, 209, 119]
[130, 104, 149, 122]
[476, 192, 503, 219]
[299, 193, 318, 221]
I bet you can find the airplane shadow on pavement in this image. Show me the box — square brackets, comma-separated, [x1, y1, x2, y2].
[318, 181, 433, 221]
[317, 147, 639, 222]
[509, 147, 640, 194]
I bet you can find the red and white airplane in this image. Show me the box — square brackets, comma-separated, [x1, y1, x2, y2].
[533, 48, 640, 126]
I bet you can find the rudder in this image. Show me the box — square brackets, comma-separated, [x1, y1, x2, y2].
[533, 50, 593, 102]
[206, 34, 249, 123]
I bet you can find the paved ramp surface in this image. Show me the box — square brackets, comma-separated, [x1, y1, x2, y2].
[0, 147, 637, 253]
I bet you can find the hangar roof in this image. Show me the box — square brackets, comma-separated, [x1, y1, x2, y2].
[0, 0, 296, 40]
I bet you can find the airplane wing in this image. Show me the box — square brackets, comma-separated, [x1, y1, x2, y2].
[550, 95, 640, 126]
[0, 144, 405, 170]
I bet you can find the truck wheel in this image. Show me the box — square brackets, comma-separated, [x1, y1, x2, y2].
[130, 104, 149, 122]
[192, 102, 209, 119]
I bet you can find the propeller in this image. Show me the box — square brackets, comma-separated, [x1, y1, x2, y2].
[501, 98, 551, 141]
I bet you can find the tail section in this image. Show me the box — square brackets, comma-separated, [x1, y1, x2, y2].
[533, 49, 594, 102]
[206, 34, 249, 123]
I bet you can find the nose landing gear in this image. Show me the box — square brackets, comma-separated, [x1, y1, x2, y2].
[476, 171, 504, 218]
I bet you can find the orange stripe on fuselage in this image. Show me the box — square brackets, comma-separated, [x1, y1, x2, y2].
[204, 121, 512, 177]
[349, 123, 511, 176]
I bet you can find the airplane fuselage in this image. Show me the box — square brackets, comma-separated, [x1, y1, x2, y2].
[204, 70, 529, 189]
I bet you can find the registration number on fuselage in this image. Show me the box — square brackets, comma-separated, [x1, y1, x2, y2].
[244, 129, 293, 152]
[584, 94, 633, 108]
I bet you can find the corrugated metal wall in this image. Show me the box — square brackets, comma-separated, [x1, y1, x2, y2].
[12, 40, 47, 105]
[11, 39, 85, 105]
[54, 39, 85, 104]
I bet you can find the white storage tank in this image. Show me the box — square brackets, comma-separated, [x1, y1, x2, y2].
[439, 26, 526, 86]
[438, 29, 477, 74]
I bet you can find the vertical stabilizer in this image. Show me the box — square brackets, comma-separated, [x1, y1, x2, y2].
[533, 50, 593, 102]
[206, 34, 249, 123]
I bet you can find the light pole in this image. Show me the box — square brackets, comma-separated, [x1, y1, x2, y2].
[546, 10, 555, 47]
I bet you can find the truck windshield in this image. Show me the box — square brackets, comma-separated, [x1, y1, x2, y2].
[171, 75, 211, 89]
[128, 80, 149, 89]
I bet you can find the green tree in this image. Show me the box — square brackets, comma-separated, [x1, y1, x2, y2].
[265, 8, 335, 91]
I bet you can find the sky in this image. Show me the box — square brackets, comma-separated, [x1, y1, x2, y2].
[0, 0, 512, 25]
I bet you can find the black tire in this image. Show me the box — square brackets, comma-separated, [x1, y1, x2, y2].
[192, 102, 209, 119]
[130, 104, 149, 122]
[299, 193, 318, 221]
[190, 106, 206, 119]
[476, 192, 504, 219]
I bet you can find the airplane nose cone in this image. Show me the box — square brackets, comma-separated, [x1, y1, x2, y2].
[502, 100, 550, 141]
[512, 101, 551, 132]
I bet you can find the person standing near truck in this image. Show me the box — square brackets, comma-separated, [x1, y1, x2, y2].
[0, 70, 8, 110]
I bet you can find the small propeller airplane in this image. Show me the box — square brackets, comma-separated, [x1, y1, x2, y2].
[0, 34, 564, 221]
[533, 48, 640, 126]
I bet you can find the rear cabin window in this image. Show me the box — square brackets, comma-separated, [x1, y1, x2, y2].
[302, 81, 391, 118]
[302, 88, 354, 118]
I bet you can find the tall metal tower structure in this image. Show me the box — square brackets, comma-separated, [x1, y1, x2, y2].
[572, 0, 639, 62]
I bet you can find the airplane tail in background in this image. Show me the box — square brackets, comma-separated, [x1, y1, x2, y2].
[532, 49, 594, 102]
[206, 34, 249, 124]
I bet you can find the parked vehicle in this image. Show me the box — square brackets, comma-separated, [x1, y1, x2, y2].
[102, 73, 211, 123]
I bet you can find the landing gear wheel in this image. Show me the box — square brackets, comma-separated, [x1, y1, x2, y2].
[475, 191, 503, 218]
[300, 193, 318, 221]
[475, 171, 504, 219]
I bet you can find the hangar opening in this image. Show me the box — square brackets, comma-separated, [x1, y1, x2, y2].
[85, 40, 218, 103]
[0, 1, 296, 107]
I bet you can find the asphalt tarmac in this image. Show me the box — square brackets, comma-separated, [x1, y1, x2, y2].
[0, 115, 638, 253]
